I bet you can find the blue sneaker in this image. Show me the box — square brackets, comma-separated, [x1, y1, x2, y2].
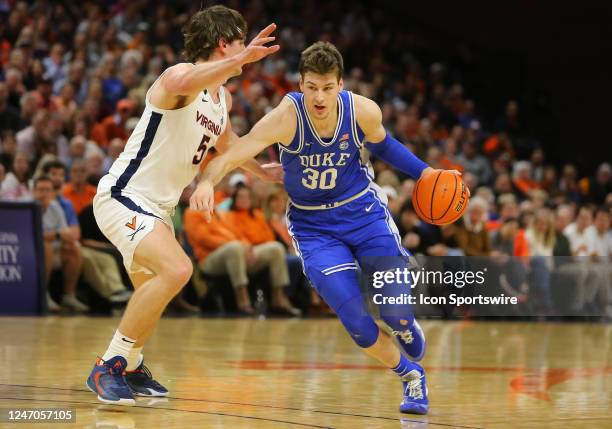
[125, 359, 168, 397]
[86, 356, 135, 406]
[391, 319, 426, 361]
[399, 364, 429, 415]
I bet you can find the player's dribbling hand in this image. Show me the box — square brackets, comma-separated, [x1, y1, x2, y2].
[239, 23, 280, 65]
[190, 180, 215, 222]
[420, 167, 471, 197]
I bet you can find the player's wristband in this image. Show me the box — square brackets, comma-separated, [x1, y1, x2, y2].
[365, 132, 428, 179]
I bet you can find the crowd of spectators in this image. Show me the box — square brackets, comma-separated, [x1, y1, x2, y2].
[0, 1, 610, 318]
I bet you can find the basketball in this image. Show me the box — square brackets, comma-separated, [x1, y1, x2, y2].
[412, 171, 469, 225]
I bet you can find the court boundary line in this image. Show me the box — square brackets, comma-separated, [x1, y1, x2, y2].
[0, 383, 484, 429]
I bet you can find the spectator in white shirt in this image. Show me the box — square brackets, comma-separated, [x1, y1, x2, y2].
[564, 206, 595, 257]
[587, 207, 612, 316]
[564, 206, 608, 315]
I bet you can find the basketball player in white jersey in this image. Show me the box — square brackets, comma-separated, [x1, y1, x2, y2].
[86, 6, 280, 405]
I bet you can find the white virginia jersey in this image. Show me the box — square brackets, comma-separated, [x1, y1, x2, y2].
[104, 78, 228, 211]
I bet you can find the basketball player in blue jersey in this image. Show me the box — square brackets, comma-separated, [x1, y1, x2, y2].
[86, 6, 283, 405]
[194, 42, 464, 414]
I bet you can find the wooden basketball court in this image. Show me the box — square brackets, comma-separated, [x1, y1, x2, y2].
[0, 317, 610, 428]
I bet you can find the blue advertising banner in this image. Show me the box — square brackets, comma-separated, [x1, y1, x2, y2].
[0, 202, 45, 315]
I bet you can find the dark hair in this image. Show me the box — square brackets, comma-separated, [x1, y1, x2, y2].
[42, 160, 66, 174]
[33, 175, 53, 188]
[182, 5, 247, 62]
[229, 183, 254, 216]
[578, 204, 594, 215]
[299, 42, 344, 81]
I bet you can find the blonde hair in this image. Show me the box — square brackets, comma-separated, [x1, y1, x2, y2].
[529, 208, 556, 249]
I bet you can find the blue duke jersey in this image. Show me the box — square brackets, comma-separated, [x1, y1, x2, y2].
[280, 90, 372, 207]
[281, 90, 422, 361]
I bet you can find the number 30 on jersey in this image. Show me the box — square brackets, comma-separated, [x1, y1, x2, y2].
[302, 167, 337, 190]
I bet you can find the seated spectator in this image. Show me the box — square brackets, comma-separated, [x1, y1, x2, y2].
[512, 161, 540, 200]
[0, 130, 17, 172]
[439, 132, 464, 172]
[452, 196, 491, 256]
[525, 208, 556, 311]
[580, 163, 611, 205]
[559, 164, 581, 203]
[62, 159, 97, 214]
[588, 206, 612, 262]
[586, 207, 612, 315]
[4, 68, 26, 111]
[31, 76, 60, 112]
[0, 151, 32, 200]
[491, 218, 529, 307]
[103, 138, 125, 173]
[67, 135, 104, 170]
[90, 98, 135, 149]
[16, 109, 49, 162]
[223, 184, 301, 315]
[44, 160, 132, 304]
[492, 218, 520, 256]
[263, 187, 293, 251]
[85, 151, 105, 186]
[19, 92, 38, 127]
[493, 172, 515, 198]
[33, 176, 88, 312]
[0, 82, 23, 133]
[564, 206, 607, 314]
[456, 141, 492, 185]
[462, 171, 479, 195]
[53, 82, 79, 122]
[530, 148, 545, 183]
[184, 206, 300, 316]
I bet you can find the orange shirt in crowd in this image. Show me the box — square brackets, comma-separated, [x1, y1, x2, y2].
[91, 115, 128, 149]
[440, 156, 464, 172]
[223, 209, 275, 245]
[62, 183, 97, 214]
[183, 209, 248, 263]
[513, 228, 530, 258]
[513, 178, 540, 197]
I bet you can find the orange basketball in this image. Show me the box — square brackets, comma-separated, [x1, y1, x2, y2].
[412, 171, 469, 225]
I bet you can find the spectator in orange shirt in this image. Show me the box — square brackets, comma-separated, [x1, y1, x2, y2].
[90, 98, 135, 149]
[223, 184, 301, 315]
[184, 204, 300, 316]
[62, 159, 97, 214]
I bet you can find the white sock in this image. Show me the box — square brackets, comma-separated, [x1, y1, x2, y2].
[102, 330, 135, 361]
[126, 347, 144, 371]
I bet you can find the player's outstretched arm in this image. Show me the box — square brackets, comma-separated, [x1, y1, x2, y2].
[215, 93, 282, 183]
[355, 94, 461, 180]
[162, 23, 280, 97]
[190, 98, 295, 220]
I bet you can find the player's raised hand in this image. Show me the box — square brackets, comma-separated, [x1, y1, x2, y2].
[190, 180, 215, 222]
[239, 23, 280, 65]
